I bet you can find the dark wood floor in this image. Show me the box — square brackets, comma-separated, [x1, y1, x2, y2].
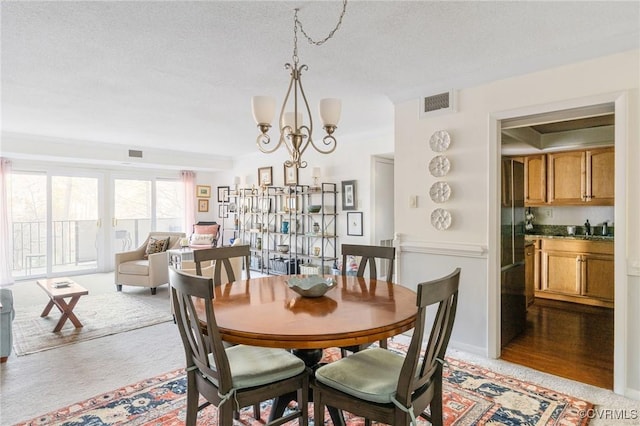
[500, 298, 614, 389]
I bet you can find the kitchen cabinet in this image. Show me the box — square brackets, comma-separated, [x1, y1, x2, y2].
[537, 238, 613, 308]
[524, 242, 535, 306]
[547, 147, 614, 206]
[524, 155, 546, 205]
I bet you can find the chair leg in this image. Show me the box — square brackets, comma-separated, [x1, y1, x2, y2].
[116, 285, 122, 292]
[253, 403, 261, 420]
[185, 373, 199, 426]
[313, 389, 325, 425]
[219, 401, 234, 426]
[430, 374, 444, 426]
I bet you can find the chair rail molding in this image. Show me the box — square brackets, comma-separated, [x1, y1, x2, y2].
[394, 233, 487, 259]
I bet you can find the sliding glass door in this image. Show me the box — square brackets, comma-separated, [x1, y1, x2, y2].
[10, 172, 101, 278]
[112, 178, 183, 256]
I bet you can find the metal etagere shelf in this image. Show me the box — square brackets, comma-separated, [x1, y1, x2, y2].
[222, 182, 338, 275]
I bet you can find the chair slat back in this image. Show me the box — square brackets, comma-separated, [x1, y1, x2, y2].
[396, 267, 460, 407]
[341, 244, 395, 282]
[169, 268, 234, 394]
[193, 245, 251, 285]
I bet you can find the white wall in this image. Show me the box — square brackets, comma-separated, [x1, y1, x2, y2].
[531, 205, 614, 228]
[395, 50, 639, 398]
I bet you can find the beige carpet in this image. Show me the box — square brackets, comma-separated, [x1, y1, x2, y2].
[12, 292, 173, 356]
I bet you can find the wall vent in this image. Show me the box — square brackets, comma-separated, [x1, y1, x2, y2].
[128, 149, 143, 158]
[420, 90, 456, 118]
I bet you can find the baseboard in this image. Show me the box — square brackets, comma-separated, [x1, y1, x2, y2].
[625, 387, 640, 401]
[448, 340, 486, 357]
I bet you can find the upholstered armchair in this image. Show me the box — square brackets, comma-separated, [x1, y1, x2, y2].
[115, 231, 185, 295]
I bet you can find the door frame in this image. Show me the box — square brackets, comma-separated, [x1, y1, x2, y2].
[488, 91, 628, 395]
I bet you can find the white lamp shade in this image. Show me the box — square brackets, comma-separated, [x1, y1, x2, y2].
[251, 96, 276, 125]
[319, 98, 341, 126]
[281, 111, 303, 129]
[233, 176, 240, 185]
[312, 167, 321, 178]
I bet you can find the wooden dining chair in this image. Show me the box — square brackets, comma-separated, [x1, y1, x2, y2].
[312, 267, 460, 426]
[169, 267, 309, 426]
[193, 244, 250, 284]
[340, 243, 396, 356]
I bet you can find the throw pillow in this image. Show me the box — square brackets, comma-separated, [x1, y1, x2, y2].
[193, 224, 219, 236]
[190, 233, 214, 246]
[145, 236, 170, 259]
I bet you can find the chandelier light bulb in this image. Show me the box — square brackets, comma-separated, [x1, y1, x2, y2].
[319, 98, 341, 126]
[251, 96, 276, 125]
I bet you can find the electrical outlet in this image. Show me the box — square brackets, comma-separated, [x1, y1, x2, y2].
[540, 208, 553, 218]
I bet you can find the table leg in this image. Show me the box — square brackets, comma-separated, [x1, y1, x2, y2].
[268, 349, 345, 425]
[40, 299, 55, 317]
[51, 296, 84, 332]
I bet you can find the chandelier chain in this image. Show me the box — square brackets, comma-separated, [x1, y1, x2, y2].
[294, 0, 347, 52]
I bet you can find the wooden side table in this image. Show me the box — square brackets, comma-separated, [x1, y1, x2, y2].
[36, 278, 89, 332]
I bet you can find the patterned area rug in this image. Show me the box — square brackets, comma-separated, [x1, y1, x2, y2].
[16, 343, 592, 426]
[12, 293, 173, 356]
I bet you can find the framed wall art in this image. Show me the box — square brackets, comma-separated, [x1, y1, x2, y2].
[198, 199, 209, 213]
[341, 180, 357, 210]
[217, 185, 229, 202]
[284, 164, 298, 186]
[196, 185, 211, 198]
[258, 166, 273, 186]
[347, 212, 363, 236]
[218, 204, 228, 219]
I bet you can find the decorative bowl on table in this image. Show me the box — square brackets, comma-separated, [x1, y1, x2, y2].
[286, 276, 336, 298]
[276, 244, 290, 254]
[307, 205, 322, 213]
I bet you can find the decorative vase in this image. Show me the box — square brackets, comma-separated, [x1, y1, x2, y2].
[281, 221, 289, 234]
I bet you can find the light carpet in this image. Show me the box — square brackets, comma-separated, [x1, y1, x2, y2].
[12, 293, 173, 356]
[16, 344, 593, 425]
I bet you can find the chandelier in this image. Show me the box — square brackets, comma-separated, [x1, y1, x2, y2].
[251, 1, 347, 169]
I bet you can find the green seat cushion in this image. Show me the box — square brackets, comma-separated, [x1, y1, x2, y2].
[207, 345, 305, 389]
[315, 347, 404, 404]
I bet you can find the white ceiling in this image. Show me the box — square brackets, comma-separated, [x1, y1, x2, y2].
[2, 1, 639, 159]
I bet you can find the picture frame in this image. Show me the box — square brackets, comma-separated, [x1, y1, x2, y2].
[218, 204, 228, 218]
[217, 185, 229, 203]
[196, 185, 211, 198]
[347, 212, 363, 236]
[198, 199, 209, 213]
[258, 166, 273, 186]
[284, 164, 298, 186]
[341, 180, 357, 211]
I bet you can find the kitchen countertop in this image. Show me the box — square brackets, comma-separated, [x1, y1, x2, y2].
[525, 234, 614, 242]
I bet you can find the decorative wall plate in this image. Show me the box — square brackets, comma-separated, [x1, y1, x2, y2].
[431, 208, 452, 230]
[428, 155, 450, 177]
[429, 181, 451, 203]
[429, 130, 451, 152]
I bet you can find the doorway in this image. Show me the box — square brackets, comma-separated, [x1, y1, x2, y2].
[498, 105, 615, 389]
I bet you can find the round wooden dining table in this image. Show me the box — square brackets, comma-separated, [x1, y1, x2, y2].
[196, 274, 418, 352]
[193, 274, 417, 424]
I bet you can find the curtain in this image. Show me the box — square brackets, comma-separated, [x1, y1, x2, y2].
[181, 170, 196, 235]
[0, 158, 14, 286]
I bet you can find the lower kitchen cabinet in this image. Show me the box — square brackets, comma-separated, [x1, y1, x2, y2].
[537, 238, 613, 308]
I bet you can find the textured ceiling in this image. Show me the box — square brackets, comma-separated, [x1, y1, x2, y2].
[2, 1, 639, 158]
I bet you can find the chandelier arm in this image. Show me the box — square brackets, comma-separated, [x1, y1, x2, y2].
[310, 133, 338, 154]
[256, 132, 283, 154]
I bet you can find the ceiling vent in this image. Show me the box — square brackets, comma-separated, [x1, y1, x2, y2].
[128, 149, 143, 158]
[420, 90, 456, 118]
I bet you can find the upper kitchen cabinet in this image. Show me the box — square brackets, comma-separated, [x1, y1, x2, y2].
[524, 155, 546, 205]
[547, 147, 614, 206]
